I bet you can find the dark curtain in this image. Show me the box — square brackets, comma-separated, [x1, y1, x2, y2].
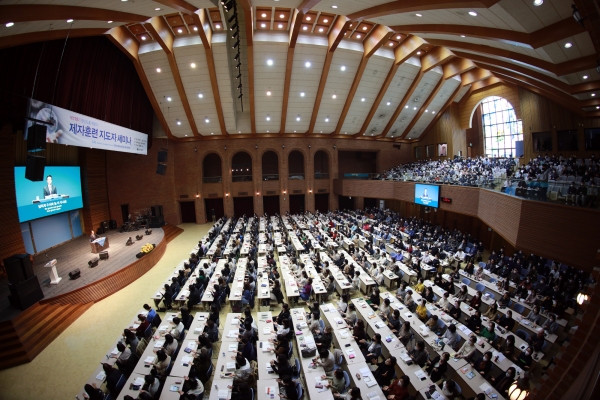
[0, 36, 152, 145]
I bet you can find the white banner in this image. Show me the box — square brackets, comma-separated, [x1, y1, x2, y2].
[26, 98, 148, 155]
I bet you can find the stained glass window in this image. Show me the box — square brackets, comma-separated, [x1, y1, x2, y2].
[481, 96, 523, 157]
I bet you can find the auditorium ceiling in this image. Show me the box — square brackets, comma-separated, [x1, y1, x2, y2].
[1, 0, 599, 141]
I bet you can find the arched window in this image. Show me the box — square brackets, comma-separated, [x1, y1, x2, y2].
[231, 151, 252, 182]
[203, 153, 222, 183]
[481, 96, 523, 157]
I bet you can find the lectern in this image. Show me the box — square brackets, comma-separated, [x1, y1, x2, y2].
[44, 259, 62, 285]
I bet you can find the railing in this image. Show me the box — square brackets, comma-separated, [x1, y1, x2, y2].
[262, 174, 279, 181]
[289, 173, 305, 180]
[203, 176, 222, 183]
[232, 175, 253, 182]
[314, 172, 329, 180]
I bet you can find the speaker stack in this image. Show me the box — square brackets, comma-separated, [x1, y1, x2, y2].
[4, 254, 44, 310]
[25, 124, 47, 181]
[149, 205, 165, 228]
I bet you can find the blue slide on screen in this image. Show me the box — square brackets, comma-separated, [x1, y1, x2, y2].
[414, 184, 440, 208]
[14, 166, 84, 223]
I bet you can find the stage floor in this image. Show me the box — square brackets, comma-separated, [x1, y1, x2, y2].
[0, 227, 165, 321]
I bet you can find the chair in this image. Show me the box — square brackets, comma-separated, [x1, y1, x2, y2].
[319, 320, 326, 331]
[484, 291, 495, 300]
[143, 324, 153, 339]
[250, 388, 255, 400]
[436, 320, 447, 335]
[114, 374, 126, 397]
[205, 363, 213, 382]
[513, 303, 525, 315]
[288, 342, 293, 359]
[478, 262, 486, 269]
[489, 278, 497, 284]
[293, 358, 301, 379]
[342, 371, 351, 393]
[333, 349, 344, 370]
[462, 277, 471, 286]
[516, 329, 529, 342]
[475, 283, 485, 293]
[296, 382, 304, 400]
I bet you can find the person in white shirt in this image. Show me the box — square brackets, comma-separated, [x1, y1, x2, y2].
[337, 294, 349, 315]
[437, 292, 450, 310]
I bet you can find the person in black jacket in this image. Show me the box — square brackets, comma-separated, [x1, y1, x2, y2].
[270, 354, 293, 378]
[373, 356, 396, 386]
[187, 284, 200, 309]
[101, 363, 123, 398]
[425, 352, 450, 382]
[276, 303, 291, 326]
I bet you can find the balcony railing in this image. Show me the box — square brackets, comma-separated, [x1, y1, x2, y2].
[289, 173, 305, 180]
[314, 172, 329, 180]
[232, 175, 253, 182]
[262, 174, 279, 181]
[203, 176, 222, 183]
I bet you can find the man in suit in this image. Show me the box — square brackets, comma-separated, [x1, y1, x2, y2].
[43, 175, 57, 197]
[89, 230, 98, 242]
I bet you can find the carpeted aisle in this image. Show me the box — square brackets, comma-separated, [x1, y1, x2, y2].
[0, 223, 211, 400]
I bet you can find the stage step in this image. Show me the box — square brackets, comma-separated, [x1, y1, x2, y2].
[0, 301, 93, 370]
[163, 223, 184, 243]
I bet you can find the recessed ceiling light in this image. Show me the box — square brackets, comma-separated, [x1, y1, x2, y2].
[332, 5, 338, 8]
[431, 111, 435, 114]
[67, 19, 74, 23]
[307, 17, 311, 21]
[296, 116, 301, 121]
[564, 42, 572, 48]
[141, 36, 147, 41]
[267, 59, 273, 66]
[177, 121, 181, 125]
[177, 29, 183, 33]
[362, 26, 367, 30]
[266, 91, 272, 96]
[396, 35, 401, 39]
[198, 93, 203, 98]
[279, 24, 283, 29]
[156, 67, 161, 72]
[294, 130, 296, 132]
[319, 28, 324, 32]
[389, 43, 394, 46]
[356, 34, 361, 39]
[262, 13, 267, 18]
[280, 14, 285, 18]
[533, 0, 543, 5]
[6, 22, 14, 27]
[416, 14, 422, 17]
[108, 21, 113, 24]
[417, 51, 421, 55]
[185, 134, 188, 136]
[261, 23, 266, 28]
[303, 26, 308, 31]
[341, 66, 346, 71]
[597, 106, 599, 109]
[155, 8, 161, 11]
[413, 107, 417, 110]
[267, 131, 269, 133]
[583, 75, 588, 79]
[332, 94, 337, 99]
[387, 102, 391, 106]
[266, 116, 271, 121]
[325, 118, 329, 122]
[592, 93, 596, 97]
[215, 24, 221, 29]
[305, 61, 311, 67]
[211, 132, 214, 134]
[469, 11, 477, 16]
[190, 63, 196, 68]
[324, 19, 328, 23]
[361, 98, 366, 102]
[167, 97, 172, 101]
[300, 92, 305, 97]
[461, 35, 465, 37]
[405, 105, 409, 109]
[205, 118, 210, 123]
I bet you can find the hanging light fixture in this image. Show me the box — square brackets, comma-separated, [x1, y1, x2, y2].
[577, 292, 589, 305]
[572, 4, 584, 27]
[508, 381, 529, 400]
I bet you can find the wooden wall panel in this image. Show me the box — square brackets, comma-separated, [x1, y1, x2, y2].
[413, 104, 467, 160]
[80, 148, 110, 234]
[459, 83, 520, 129]
[465, 103, 483, 157]
[476, 189, 521, 244]
[437, 185, 480, 217]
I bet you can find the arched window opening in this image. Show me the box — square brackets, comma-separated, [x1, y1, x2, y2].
[262, 151, 279, 181]
[203, 153, 222, 183]
[232, 152, 253, 182]
[481, 96, 523, 157]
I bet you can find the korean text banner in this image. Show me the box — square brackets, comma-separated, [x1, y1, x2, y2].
[26, 98, 148, 155]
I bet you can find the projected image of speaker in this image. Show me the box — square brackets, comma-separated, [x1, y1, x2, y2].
[25, 154, 46, 181]
[26, 124, 47, 152]
[158, 150, 168, 163]
[156, 164, 167, 175]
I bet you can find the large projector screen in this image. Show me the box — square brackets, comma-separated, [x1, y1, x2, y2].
[414, 183, 440, 208]
[14, 166, 84, 223]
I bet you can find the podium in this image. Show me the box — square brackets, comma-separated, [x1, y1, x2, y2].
[44, 259, 62, 285]
[90, 237, 110, 253]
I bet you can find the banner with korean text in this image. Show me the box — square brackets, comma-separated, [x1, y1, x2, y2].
[26, 98, 148, 155]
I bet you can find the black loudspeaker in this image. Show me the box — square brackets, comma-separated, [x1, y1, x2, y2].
[151, 205, 163, 217]
[158, 150, 168, 163]
[88, 258, 99, 268]
[26, 124, 47, 151]
[109, 220, 117, 230]
[102, 220, 109, 230]
[156, 164, 167, 175]
[4, 254, 34, 285]
[8, 275, 44, 310]
[99, 251, 109, 260]
[150, 205, 165, 227]
[69, 269, 81, 280]
[25, 154, 46, 181]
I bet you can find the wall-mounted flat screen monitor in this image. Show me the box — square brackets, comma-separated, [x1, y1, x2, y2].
[414, 183, 440, 208]
[14, 166, 83, 222]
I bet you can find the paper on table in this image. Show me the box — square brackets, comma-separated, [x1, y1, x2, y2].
[110, 347, 119, 355]
[144, 356, 155, 364]
[315, 376, 328, 393]
[226, 362, 236, 370]
[266, 386, 277, 395]
[169, 385, 180, 392]
[134, 377, 145, 386]
[339, 330, 349, 339]
[232, 318, 239, 324]
[414, 369, 427, 380]
[359, 367, 370, 377]
[154, 340, 165, 348]
[95, 371, 106, 381]
[182, 356, 192, 364]
[228, 330, 239, 337]
[263, 327, 272, 334]
[229, 344, 238, 351]
[266, 363, 274, 373]
[218, 390, 229, 400]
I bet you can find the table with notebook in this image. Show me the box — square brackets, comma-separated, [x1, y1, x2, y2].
[349, 298, 401, 358]
[257, 380, 281, 400]
[346, 362, 386, 400]
[221, 313, 243, 343]
[169, 312, 209, 378]
[319, 303, 366, 365]
[161, 376, 188, 400]
[115, 373, 146, 400]
[255, 311, 279, 380]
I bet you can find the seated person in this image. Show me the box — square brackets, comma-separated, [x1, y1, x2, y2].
[416, 299, 428, 321]
[496, 310, 515, 331]
[359, 333, 382, 360]
[382, 375, 411, 400]
[454, 335, 478, 362]
[387, 309, 402, 333]
[470, 351, 494, 378]
[372, 356, 397, 386]
[313, 348, 335, 376]
[528, 328, 546, 352]
[516, 346, 534, 371]
[541, 314, 559, 334]
[479, 321, 497, 342]
[466, 310, 482, 333]
[439, 324, 460, 350]
[409, 341, 428, 367]
[447, 299, 462, 321]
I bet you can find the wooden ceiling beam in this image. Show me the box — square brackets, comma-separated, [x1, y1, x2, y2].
[298, 0, 323, 14]
[571, 81, 600, 95]
[238, 0, 255, 133]
[388, 18, 584, 49]
[107, 26, 175, 140]
[280, 9, 304, 134]
[153, 0, 197, 15]
[421, 46, 455, 73]
[461, 67, 492, 86]
[146, 16, 200, 137]
[308, 16, 351, 134]
[399, 75, 446, 139]
[414, 83, 465, 141]
[442, 57, 476, 80]
[192, 10, 227, 136]
[355, 35, 426, 137]
[334, 25, 393, 135]
[0, 5, 149, 24]
[471, 76, 502, 92]
[0, 28, 107, 50]
[347, 0, 500, 21]
[378, 69, 425, 138]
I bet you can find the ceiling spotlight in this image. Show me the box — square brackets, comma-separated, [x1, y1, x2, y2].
[305, 61, 311, 67]
[307, 16, 311, 21]
[387, 102, 391, 105]
[296, 116, 301, 121]
[233, 40, 240, 49]
[266, 116, 271, 121]
[592, 93, 596, 97]
[416, 14, 422, 17]
[236, 73, 241, 79]
[396, 35, 401, 39]
[141, 36, 147, 41]
[167, 97, 172, 101]
[267, 59, 273, 65]
[597, 106, 600, 109]
[205, 118, 210, 123]
[266, 91, 272, 96]
[156, 67, 161, 72]
[341, 66, 346, 71]
[261, 13, 267, 18]
[332, 5, 338, 8]
[389, 43, 394, 46]
[361, 98, 365, 102]
[425, 110, 429, 113]
[198, 93, 203, 98]
[178, 28, 183, 33]
[194, 27, 198, 31]
[417, 51, 422, 55]
[356, 34, 361, 39]
[67, 19, 74, 23]
[155, 8, 161, 11]
[234, 53, 240, 61]
[6, 22, 14, 27]
[363, 26, 367, 30]
[238, 93, 243, 98]
[319, 28, 323, 32]
[177, 120, 181, 125]
[237, 83, 242, 89]
[325, 118, 329, 122]
[300, 92, 305, 97]
[431, 111, 435, 114]
[280, 14, 285, 18]
[230, 23, 238, 31]
[191, 63, 196, 68]
[232, 31, 239, 39]
[469, 11, 477, 16]
[261, 23, 266, 28]
[228, 13, 236, 23]
[533, 0, 543, 5]
[332, 94, 337, 99]
[583, 75, 588, 79]
[564, 42, 572, 48]
[108, 21, 113, 24]
[413, 107, 417, 110]
[405, 105, 409, 109]
[278, 24, 283, 28]
[572, 5, 584, 27]
[303, 26, 308, 31]
[236, 62, 241, 69]
[215, 24, 221, 29]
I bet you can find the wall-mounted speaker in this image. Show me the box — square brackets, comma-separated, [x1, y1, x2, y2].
[25, 154, 46, 181]
[158, 150, 168, 163]
[156, 164, 167, 175]
[26, 124, 47, 151]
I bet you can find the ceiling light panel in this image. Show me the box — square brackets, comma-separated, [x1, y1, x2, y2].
[285, 44, 327, 132]
[339, 56, 393, 134]
[255, 43, 288, 132]
[314, 49, 363, 132]
[139, 50, 189, 136]
[173, 43, 219, 136]
[364, 62, 421, 136]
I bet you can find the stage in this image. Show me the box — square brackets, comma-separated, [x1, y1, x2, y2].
[0, 227, 164, 321]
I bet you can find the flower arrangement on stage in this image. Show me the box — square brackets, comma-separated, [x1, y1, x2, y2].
[136, 243, 156, 258]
